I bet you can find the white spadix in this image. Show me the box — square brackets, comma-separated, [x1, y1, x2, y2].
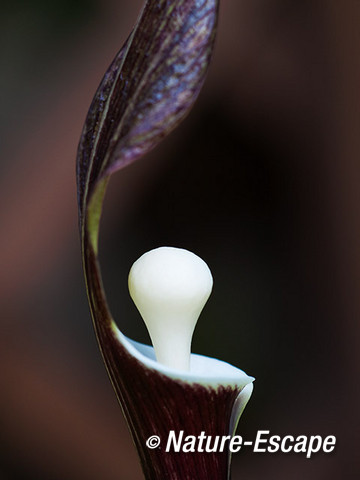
[128, 246, 213, 371]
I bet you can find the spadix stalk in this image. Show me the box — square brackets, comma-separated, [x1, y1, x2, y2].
[128, 247, 213, 371]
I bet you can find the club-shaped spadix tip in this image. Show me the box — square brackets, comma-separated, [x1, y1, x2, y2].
[128, 246, 213, 371]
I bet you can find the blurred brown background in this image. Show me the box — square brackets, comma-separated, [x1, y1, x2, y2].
[1, 0, 359, 479]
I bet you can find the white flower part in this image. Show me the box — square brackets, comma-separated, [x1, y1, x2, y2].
[128, 246, 213, 371]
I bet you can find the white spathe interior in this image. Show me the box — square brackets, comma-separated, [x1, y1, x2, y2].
[112, 325, 254, 389]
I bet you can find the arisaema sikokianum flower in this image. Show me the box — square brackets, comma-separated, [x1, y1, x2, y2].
[76, 1, 254, 478]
